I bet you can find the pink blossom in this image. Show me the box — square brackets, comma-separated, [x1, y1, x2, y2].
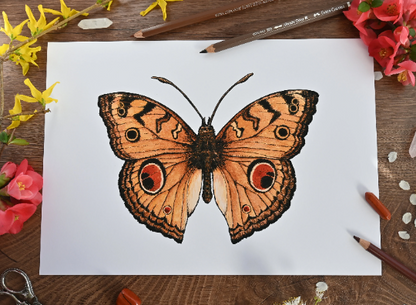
[0, 162, 16, 188]
[368, 31, 400, 68]
[358, 26, 378, 46]
[386, 60, 416, 85]
[404, 3, 416, 27]
[0, 162, 16, 179]
[344, 0, 373, 24]
[4, 159, 43, 204]
[394, 26, 410, 46]
[7, 173, 40, 200]
[0, 203, 37, 235]
[373, 0, 404, 24]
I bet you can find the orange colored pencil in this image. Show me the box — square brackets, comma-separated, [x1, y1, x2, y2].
[365, 192, 391, 220]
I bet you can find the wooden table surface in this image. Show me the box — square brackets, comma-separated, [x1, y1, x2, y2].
[1, 0, 416, 304]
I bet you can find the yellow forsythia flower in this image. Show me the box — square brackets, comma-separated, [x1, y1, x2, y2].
[9, 39, 41, 75]
[17, 79, 59, 107]
[140, 0, 183, 21]
[0, 11, 28, 41]
[44, 0, 89, 19]
[25, 5, 60, 36]
[0, 44, 8, 56]
[7, 96, 35, 130]
[106, 1, 114, 11]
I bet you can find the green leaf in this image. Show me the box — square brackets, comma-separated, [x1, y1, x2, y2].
[9, 138, 29, 146]
[358, 2, 371, 12]
[0, 131, 10, 144]
[371, 0, 383, 8]
[410, 45, 416, 62]
[410, 28, 416, 38]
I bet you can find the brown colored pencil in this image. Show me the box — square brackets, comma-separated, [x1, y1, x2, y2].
[134, 0, 275, 38]
[354, 236, 416, 283]
[200, 1, 351, 53]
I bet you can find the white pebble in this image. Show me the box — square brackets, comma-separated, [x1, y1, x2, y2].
[388, 151, 397, 162]
[410, 194, 416, 205]
[398, 231, 410, 239]
[403, 212, 412, 224]
[399, 180, 411, 190]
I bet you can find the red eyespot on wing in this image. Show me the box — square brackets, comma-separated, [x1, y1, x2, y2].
[242, 204, 251, 213]
[139, 159, 166, 194]
[248, 160, 276, 192]
[163, 205, 172, 215]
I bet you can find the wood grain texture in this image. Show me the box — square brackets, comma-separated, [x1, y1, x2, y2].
[1, 0, 416, 304]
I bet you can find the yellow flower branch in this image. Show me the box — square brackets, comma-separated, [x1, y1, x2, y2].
[2, 108, 50, 121]
[0, 0, 113, 126]
[0, 0, 112, 61]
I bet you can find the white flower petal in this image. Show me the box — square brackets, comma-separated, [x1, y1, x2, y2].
[399, 180, 411, 190]
[282, 296, 301, 305]
[410, 194, 416, 205]
[398, 231, 410, 240]
[374, 71, 383, 80]
[316, 281, 328, 292]
[388, 151, 397, 162]
[403, 212, 412, 224]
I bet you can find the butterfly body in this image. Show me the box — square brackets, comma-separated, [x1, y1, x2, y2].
[98, 76, 318, 244]
[190, 123, 223, 203]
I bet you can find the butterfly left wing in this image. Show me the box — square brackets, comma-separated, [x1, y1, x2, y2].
[98, 92, 201, 243]
[213, 90, 318, 243]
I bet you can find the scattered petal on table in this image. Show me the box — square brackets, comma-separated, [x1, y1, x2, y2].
[403, 212, 412, 224]
[399, 180, 411, 190]
[398, 231, 410, 240]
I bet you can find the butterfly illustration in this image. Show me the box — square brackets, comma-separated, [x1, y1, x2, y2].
[98, 73, 318, 244]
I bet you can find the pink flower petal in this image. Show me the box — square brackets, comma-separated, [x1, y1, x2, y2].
[7, 203, 37, 234]
[0, 210, 14, 235]
[16, 159, 29, 176]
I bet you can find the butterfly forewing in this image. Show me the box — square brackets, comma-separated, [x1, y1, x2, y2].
[214, 90, 318, 243]
[98, 92, 201, 243]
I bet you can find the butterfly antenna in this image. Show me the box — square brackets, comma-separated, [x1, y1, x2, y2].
[208, 73, 254, 125]
[152, 76, 204, 121]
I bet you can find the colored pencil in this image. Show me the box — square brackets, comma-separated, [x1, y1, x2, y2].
[134, 0, 275, 38]
[354, 236, 416, 283]
[200, 1, 351, 53]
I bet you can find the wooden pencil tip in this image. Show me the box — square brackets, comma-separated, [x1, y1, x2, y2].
[353, 236, 360, 242]
[200, 45, 216, 53]
[133, 31, 144, 39]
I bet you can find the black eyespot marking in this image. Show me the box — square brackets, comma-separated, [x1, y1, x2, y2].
[275, 125, 290, 140]
[125, 127, 140, 142]
[139, 159, 166, 195]
[117, 102, 127, 117]
[247, 159, 276, 193]
[282, 94, 300, 114]
[289, 98, 299, 114]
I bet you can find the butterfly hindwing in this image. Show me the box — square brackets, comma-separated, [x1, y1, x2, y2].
[98, 92, 201, 243]
[214, 90, 318, 243]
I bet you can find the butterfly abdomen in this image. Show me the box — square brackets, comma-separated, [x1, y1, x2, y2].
[191, 124, 223, 203]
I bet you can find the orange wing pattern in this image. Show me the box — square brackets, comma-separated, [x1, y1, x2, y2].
[214, 90, 318, 243]
[98, 93, 201, 243]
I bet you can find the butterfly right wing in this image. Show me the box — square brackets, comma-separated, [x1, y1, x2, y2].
[98, 92, 201, 243]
